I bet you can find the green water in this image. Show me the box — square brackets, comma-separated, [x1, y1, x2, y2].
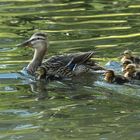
[0, 0, 140, 140]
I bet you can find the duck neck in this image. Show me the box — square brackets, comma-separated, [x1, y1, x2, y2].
[27, 47, 47, 74]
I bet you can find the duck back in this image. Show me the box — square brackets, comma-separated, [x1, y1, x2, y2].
[114, 75, 129, 84]
[133, 71, 140, 80]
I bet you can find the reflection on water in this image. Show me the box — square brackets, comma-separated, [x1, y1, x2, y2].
[0, 0, 140, 139]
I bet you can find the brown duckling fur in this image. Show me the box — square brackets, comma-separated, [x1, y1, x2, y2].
[124, 64, 140, 80]
[104, 70, 129, 84]
[122, 59, 133, 72]
[121, 50, 140, 65]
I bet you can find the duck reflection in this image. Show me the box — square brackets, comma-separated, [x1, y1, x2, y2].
[28, 72, 101, 100]
[29, 80, 49, 100]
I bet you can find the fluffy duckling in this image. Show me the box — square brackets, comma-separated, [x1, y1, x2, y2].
[121, 50, 140, 65]
[104, 70, 129, 84]
[35, 67, 46, 80]
[35, 66, 63, 81]
[124, 64, 140, 80]
[122, 59, 133, 72]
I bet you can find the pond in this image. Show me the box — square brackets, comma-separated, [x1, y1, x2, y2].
[0, 0, 140, 140]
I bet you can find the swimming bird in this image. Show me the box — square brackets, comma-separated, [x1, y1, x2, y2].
[121, 50, 140, 65]
[122, 59, 133, 72]
[103, 70, 129, 84]
[17, 32, 105, 80]
[124, 64, 140, 80]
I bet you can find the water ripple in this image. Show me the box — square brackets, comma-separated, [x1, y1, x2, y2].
[0, 0, 140, 139]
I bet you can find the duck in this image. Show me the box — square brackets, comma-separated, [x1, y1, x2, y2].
[103, 69, 129, 84]
[124, 64, 140, 80]
[121, 59, 133, 72]
[17, 32, 105, 80]
[121, 50, 140, 66]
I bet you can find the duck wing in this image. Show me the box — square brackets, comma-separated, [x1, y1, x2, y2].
[43, 51, 95, 66]
[35, 51, 106, 79]
[42, 51, 105, 72]
[38, 52, 95, 77]
[69, 51, 95, 65]
[68, 52, 105, 71]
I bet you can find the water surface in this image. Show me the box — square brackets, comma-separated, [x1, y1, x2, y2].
[0, 0, 140, 140]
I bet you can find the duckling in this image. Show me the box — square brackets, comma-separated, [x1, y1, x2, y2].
[124, 64, 140, 80]
[35, 67, 46, 80]
[35, 66, 63, 81]
[17, 32, 105, 80]
[122, 59, 133, 72]
[121, 50, 140, 65]
[104, 70, 129, 84]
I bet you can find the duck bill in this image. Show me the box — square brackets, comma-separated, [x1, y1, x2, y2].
[16, 39, 32, 47]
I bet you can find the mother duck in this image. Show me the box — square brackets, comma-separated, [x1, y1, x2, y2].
[17, 32, 105, 80]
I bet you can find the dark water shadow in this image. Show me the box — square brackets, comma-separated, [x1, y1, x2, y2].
[23, 72, 114, 101]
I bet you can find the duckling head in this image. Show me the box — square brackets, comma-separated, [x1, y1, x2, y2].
[122, 59, 133, 71]
[123, 64, 136, 80]
[123, 50, 132, 59]
[103, 70, 115, 83]
[124, 64, 136, 73]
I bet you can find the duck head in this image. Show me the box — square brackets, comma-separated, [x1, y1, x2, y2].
[103, 70, 115, 83]
[17, 32, 48, 74]
[17, 32, 48, 49]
